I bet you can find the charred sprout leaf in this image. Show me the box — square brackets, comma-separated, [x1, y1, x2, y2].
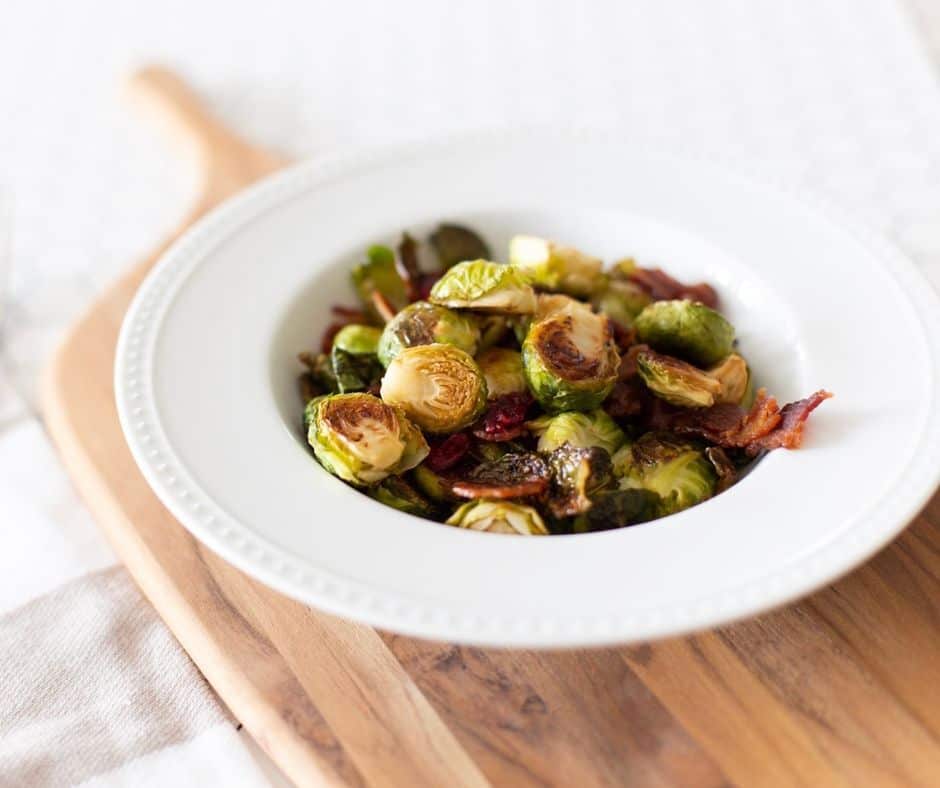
[634, 299, 734, 367]
[351, 245, 409, 321]
[307, 393, 428, 486]
[446, 499, 549, 535]
[708, 352, 750, 405]
[299, 351, 340, 394]
[476, 348, 527, 399]
[369, 475, 436, 517]
[411, 464, 462, 503]
[572, 488, 662, 533]
[429, 259, 536, 314]
[397, 232, 422, 285]
[509, 235, 605, 297]
[429, 224, 491, 269]
[450, 451, 550, 499]
[591, 279, 652, 328]
[527, 409, 625, 455]
[377, 301, 480, 367]
[381, 344, 488, 433]
[522, 300, 620, 413]
[545, 444, 614, 517]
[636, 349, 722, 408]
[330, 324, 383, 393]
[617, 432, 717, 516]
[705, 446, 737, 494]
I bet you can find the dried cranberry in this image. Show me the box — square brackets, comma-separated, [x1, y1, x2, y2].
[472, 392, 533, 442]
[426, 433, 471, 472]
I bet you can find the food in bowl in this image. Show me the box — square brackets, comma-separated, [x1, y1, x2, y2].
[298, 224, 831, 535]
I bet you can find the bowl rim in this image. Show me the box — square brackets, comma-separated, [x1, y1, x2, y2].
[115, 129, 940, 647]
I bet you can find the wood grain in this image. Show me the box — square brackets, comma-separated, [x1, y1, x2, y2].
[42, 67, 940, 787]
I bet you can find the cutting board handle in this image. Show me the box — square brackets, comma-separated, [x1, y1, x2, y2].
[127, 65, 285, 208]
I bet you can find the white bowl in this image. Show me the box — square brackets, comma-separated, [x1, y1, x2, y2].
[115, 131, 940, 648]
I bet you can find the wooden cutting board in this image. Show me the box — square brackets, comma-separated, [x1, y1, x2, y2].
[43, 67, 940, 788]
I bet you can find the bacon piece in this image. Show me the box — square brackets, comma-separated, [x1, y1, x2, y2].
[628, 267, 719, 309]
[472, 392, 534, 442]
[661, 388, 831, 455]
[750, 391, 832, 453]
[603, 345, 649, 421]
[608, 318, 636, 352]
[425, 433, 471, 472]
[451, 452, 550, 500]
[705, 446, 737, 493]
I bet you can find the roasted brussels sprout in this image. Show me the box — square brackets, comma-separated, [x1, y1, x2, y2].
[451, 451, 550, 499]
[429, 259, 537, 314]
[307, 393, 428, 486]
[591, 279, 651, 327]
[369, 475, 436, 517]
[330, 324, 384, 393]
[636, 349, 722, 408]
[377, 301, 480, 367]
[616, 433, 717, 516]
[476, 348, 527, 399]
[707, 352, 750, 405]
[380, 344, 488, 433]
[508, 235, 604, 297]
[429, 224, 491, 269]
[634, 299, 734, 367]
[475, 314, 512, 350]
[351, 245, 409, 320]
[411, 464, 461, 503]
[572, 488, 662, 533]
[545, 444, 613, 517]
[299, 351, 339, 394]
[446, 500, 549, 535]
[521, 300, 620, 413]
[527, 409, 626, 455]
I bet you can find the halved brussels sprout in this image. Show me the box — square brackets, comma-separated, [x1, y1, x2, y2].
[377, 301, 480, 367]
[591, 279, 651, 327]
[351, 245, 409, 321]
[429, 224, 491, 269]
[636, 349, 722, 408]
[527, 409, 625, 455]
[380, 344, 488, 433]
[446, 499, 549, 535]
[572, 488, 661, 533]
[708, 352, 750, 405]
[307, 393, 428, 486]
[545, 444, 613, 517]
[476, 348, 527, 399]
[521, 301, 621, 413]
[369, 475, 436, 517]
[331, 324, 384, 393]
[299, 351, 339, 395]
[634, 299, 734, 367]
[429, 259, 537, 314]
[508, 235, 604, 297]
[616, 433, 717, 516]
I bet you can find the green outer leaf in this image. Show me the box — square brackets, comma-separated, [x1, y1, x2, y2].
[530, 410, 626, 454]
[634, 299, 734, 367]
[429, 260, 536, 314]
[351, 245, 409, 320]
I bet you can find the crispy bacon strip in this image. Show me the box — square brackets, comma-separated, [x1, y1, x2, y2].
[661, 388, 831, 455]
[472, 392, 533, 442]
[751, 391, 833, 453]
[629, 267, 719, 309]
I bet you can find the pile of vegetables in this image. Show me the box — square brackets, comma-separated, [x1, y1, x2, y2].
[299, 224, 831, 535]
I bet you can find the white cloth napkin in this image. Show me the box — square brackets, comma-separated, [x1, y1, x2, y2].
[2, 0, 940, 785]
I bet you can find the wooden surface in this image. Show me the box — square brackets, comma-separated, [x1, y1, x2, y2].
[43, 67, 940, 787]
